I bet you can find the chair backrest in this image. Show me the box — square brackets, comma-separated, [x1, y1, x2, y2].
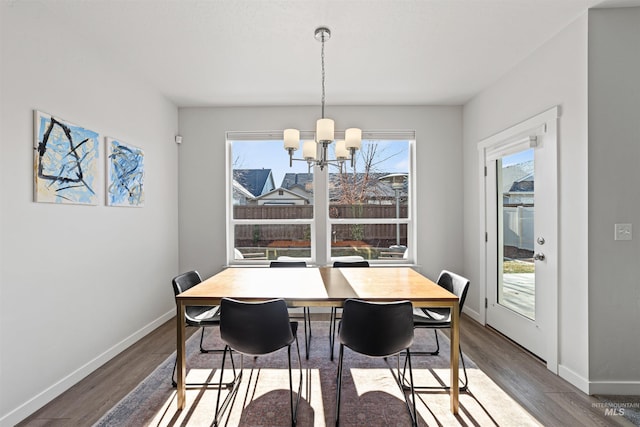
[332, 255, 365, 263]
[172, 270, 202, 296]
[270, 261, 307, 268]
[333, 260, 370, 268]
[172, 270, 220, 324]
[436, 270, 470, 313]
[220, 298, 295, 355]
[339, 299, 414, 357]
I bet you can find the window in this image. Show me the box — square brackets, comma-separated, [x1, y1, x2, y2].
[227, 131, 415, 265]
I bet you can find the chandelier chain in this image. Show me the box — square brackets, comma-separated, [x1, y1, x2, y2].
[321, 33, 326, 119]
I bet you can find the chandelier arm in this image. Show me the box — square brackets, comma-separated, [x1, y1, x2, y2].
[290, 156, 347, 170]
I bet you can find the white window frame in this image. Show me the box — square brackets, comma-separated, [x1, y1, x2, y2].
[226, 131, 416, 266]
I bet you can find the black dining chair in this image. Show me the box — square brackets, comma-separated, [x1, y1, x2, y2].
[409, 269, 470, 391]
[329, 260, 370, 360]
[214, 298, 303, 427]
[336, 298, 417, 426]
[171, 270, 226, 387]
[270, 260, 312, 360]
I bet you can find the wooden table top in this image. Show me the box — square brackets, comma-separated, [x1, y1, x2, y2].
[177, 266, 458, 308]
[338, 267, 458, 304]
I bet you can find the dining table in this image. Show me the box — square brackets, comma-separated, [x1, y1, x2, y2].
[175, 266, 460, 414]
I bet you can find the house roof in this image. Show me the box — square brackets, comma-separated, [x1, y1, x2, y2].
[254, 187, 310, 203]
[502, 160, 534, 193]
[232, 179, 255, 200]
[281, 172, 408, 201]
[281, 173, 313, 190]
[509, 172, 534, 192]
[233, 169, 274, 197]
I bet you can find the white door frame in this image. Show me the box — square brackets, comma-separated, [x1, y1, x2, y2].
[477, 106, 559, 373]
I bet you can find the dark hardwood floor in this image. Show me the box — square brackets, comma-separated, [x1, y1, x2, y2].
[17, 315, 634, 426]
[458, 317, 634, 427]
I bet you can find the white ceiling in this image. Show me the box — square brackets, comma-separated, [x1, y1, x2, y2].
[25, 0, 640, 107]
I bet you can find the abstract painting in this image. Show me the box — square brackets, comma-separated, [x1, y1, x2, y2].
[106, 137, 145, 207]
[34, 111, 99, 205]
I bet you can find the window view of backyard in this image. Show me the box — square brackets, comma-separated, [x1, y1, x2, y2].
[499, 149, 535, 319]
[229, 138, 411, 263]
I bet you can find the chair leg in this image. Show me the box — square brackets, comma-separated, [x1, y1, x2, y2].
[303, 307, 312, 360]
[288, 345, 295, 426]
[287, 336, 303, 427]
[402, 349, 418, 427]
[404, 335, 469, 391]
[171, 353, 235, 388]
[172, 326, 227, 387]
[336, 346, 415, 426]
[411, 329, 440, 356]
[199, 326, 227, 354]
[393, 353, 417, 426]
[171, 333, 234, 388]
[335, 344, 345, 426]
[199, 327, 207, 352]
[287, 308, 311, 360]
[213, 346, 228, 426]
[329, 307, 336, 361]
[459, 343, 469, 390]
[214, 346, 243, 426]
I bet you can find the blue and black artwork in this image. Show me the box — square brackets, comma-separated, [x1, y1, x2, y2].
[107, 139, 145, 207]
[34, 111, 99, 204]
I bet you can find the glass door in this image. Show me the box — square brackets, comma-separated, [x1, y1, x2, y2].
[497, 149, 535, 320]
[481, 107, 558, 369]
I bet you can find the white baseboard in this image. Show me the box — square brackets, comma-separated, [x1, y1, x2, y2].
[558, 364, 590, 394]
[558, 366, 640, 396]
[588, 380, 640, 395]
[462, 306, 483, 324]
[0, 310, 174, 427]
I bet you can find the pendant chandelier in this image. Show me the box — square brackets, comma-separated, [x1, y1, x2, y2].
[283, 27, 361, 171]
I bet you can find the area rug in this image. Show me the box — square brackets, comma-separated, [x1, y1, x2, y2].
[94, 322, 540, 426]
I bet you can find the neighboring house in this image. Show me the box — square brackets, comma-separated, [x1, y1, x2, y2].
[281, 173, 315, 204]
[232, 179, 255, 205]
[233, 169, 276, 197]
[281, 172, 313, 189]
[252, 187, 310, 205]
[502, 160, 534, 205]
[506, 172, 534, 205]
[501, 161, 534, 253]
[287, 184, 315, 204]
[280, 172, 408, 204]
[328, 172, 408, 204]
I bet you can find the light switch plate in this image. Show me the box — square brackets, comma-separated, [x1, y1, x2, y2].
[615, 223, 632, 241]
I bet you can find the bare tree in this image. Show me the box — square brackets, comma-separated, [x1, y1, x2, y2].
[330, 141, 402, 205]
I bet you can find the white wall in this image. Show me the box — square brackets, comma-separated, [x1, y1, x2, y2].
[0, 4, 179, 425]
[463, 15, 590, 390]
[588, 7, 640, 394]
[178, 106, 463, 280]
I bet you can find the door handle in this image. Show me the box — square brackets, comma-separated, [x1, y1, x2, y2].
[533, 253, 545, 261]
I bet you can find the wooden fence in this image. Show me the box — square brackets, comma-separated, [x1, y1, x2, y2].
[233, 204, 407, 220]
[503, 204, 534, 253]
[233, 204, 408, 243]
